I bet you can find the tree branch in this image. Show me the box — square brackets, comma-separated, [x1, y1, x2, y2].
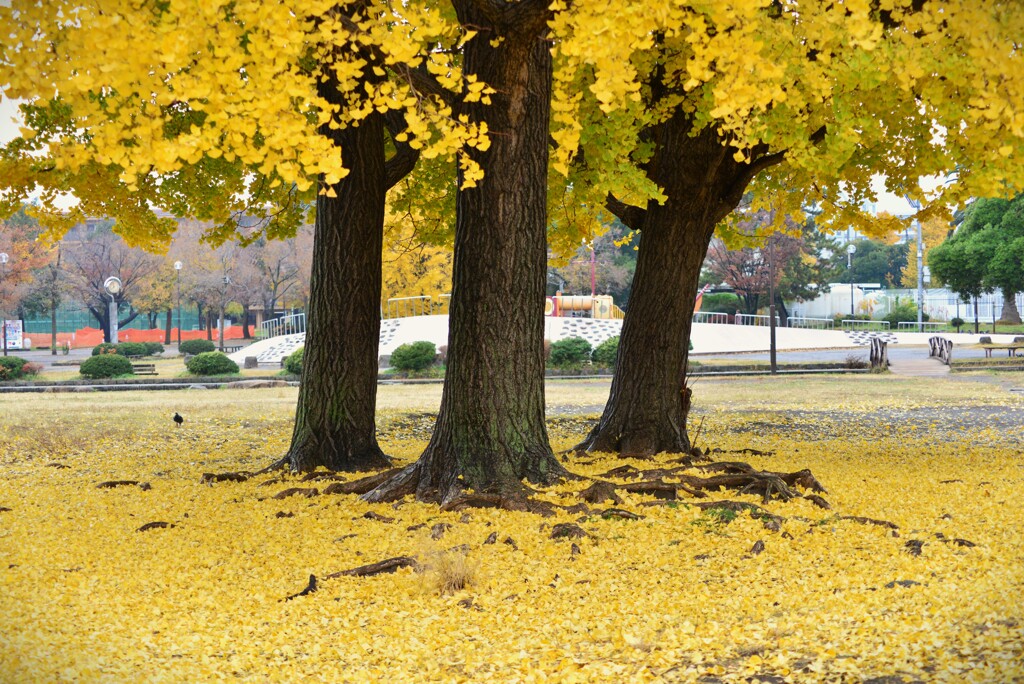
[383, 110, 420, 190]
[605, 193, 646, 232]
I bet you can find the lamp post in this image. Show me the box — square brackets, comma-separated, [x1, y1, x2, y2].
[103, 276, 122, 344]
[0, 252, 8, 357]
[768, 239, 777, 374]
[174, 261, 183, 347]
[846, 243, 857, 318]
[219, 274, 230, 351]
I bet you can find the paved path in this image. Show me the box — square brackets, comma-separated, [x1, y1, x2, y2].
[888, 357, 951, 377]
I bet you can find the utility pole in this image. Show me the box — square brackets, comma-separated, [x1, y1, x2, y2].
[768, 239, 777, 374]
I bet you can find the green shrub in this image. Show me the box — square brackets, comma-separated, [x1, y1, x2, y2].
[143, 342, 165, 356]
[951, 317, 965, 330]
[80, 354, 134, 379]
[591, 336, 619, 367]
[284, 347, 304, 375]
[115, 341, 148, 357]
[548, 337, 593, 368]
[186, 351, 239, 376]
[699, 292, 741, 315]
[882, 297, 928, 327]
[0, 356, 31, 380]
[92, 342, 118, 356]
[179, 339, 216, 355]
[390, 341, 437, 372]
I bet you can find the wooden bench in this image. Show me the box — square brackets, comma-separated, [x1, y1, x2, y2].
[223, 345, 245, 353]
[981, 344, 1024, 358]
[131, 363, 158, 375]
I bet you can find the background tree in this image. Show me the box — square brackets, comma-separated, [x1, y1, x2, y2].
[900, 215, 953, 291]
[553, 1, 1024, 456]
[0, 0, 482, 474]
[63, 227, 161, 341]
[548, 223, 637, 306]
[832, 239, 909, 288]
[927, 233, 992, 334]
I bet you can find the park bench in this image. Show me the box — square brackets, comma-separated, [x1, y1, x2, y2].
[131, 363, 157, 376]
[223, 345, 245, 353]
[980, 338, 1024, 358]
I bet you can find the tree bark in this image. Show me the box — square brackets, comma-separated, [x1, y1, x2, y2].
[367, 1, 564, 504]
[286, 17, 392, 472]
[577, 122, 775, 457]
[164, 308, 172, 344]
[242, 304, 252, 339]
[50, 303, 57, 354]
[1001, 288, 1021, 324]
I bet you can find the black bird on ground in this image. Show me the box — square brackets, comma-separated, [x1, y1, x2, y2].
[173, 412, 184, 427]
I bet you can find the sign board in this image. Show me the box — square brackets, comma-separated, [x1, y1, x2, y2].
[3, 319, 23, 350]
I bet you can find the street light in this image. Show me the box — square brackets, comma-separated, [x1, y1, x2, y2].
[846, 243, 857, 318]
[104, 276, 122, 344]
[219, 274, 230, 351]
[174, 261, 183, 347]
[0, 252, 8, 357]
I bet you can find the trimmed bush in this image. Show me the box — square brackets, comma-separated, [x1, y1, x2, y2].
[92, 342, 119, 356]
[591, 336, 619, 367]
[699, 292, 741, 315]
[115, 341, 148, 357]
[143, 342, 165, 356]
[284, 347, 304, 375]
[179, 339, 216, 355]
[0, 356, 31, 380]
[390, 341, 437, 372]
[186, 351, 239, 376]
[80, 354, 134, 379]
[548, 337, 593, 368]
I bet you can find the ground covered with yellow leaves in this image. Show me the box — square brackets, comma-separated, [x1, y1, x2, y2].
[1, 377, 1022, 682]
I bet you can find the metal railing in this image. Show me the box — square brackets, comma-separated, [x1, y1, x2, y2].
[609, 303, 626, 320]
[787, 317, 834, 330]
[259, 312, 306, 339]
[693, 311, 729, 325]
[735, 313, 780, 326]
[897, 321, 944, 332]
[384, 296, 434, 319]
[840, 319, 890, 331]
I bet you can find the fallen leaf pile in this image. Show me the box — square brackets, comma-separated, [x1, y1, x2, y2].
[0, 380, 1022, 682]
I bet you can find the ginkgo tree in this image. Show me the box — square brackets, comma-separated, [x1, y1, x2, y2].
[0, 0, 485, 472]
[549, 0, 1024, 457]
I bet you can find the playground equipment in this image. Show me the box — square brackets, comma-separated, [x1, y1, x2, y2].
[545, 293, 622, 319]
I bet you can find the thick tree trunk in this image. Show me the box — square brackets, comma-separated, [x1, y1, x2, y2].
[286, 33, 391, 473]
[164, 309, 172, 345]
[577, 123, 764, 457]
[1001, 288, 1021, 324]
[367, 2, 564, 504]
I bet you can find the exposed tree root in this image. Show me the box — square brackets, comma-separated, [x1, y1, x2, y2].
[200, 472, 251, 484]
[840, 515, 899, 529]
[324, 556, 419, 579]
[254, 456, 290, 476]
[137, 521, 175, 532]
[283, 574, 318, 601]
[96, 480, 151, 491]
[323, 468, 404, 496]
[271, 487, 319, 500]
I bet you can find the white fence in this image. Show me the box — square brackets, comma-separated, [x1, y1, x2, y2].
[736, 313, 781, 326]
[692, 311, 729, 324]
[787, 317, 834, 330]
[841, 319, 890, 331]
[897, 321, 944, 332]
